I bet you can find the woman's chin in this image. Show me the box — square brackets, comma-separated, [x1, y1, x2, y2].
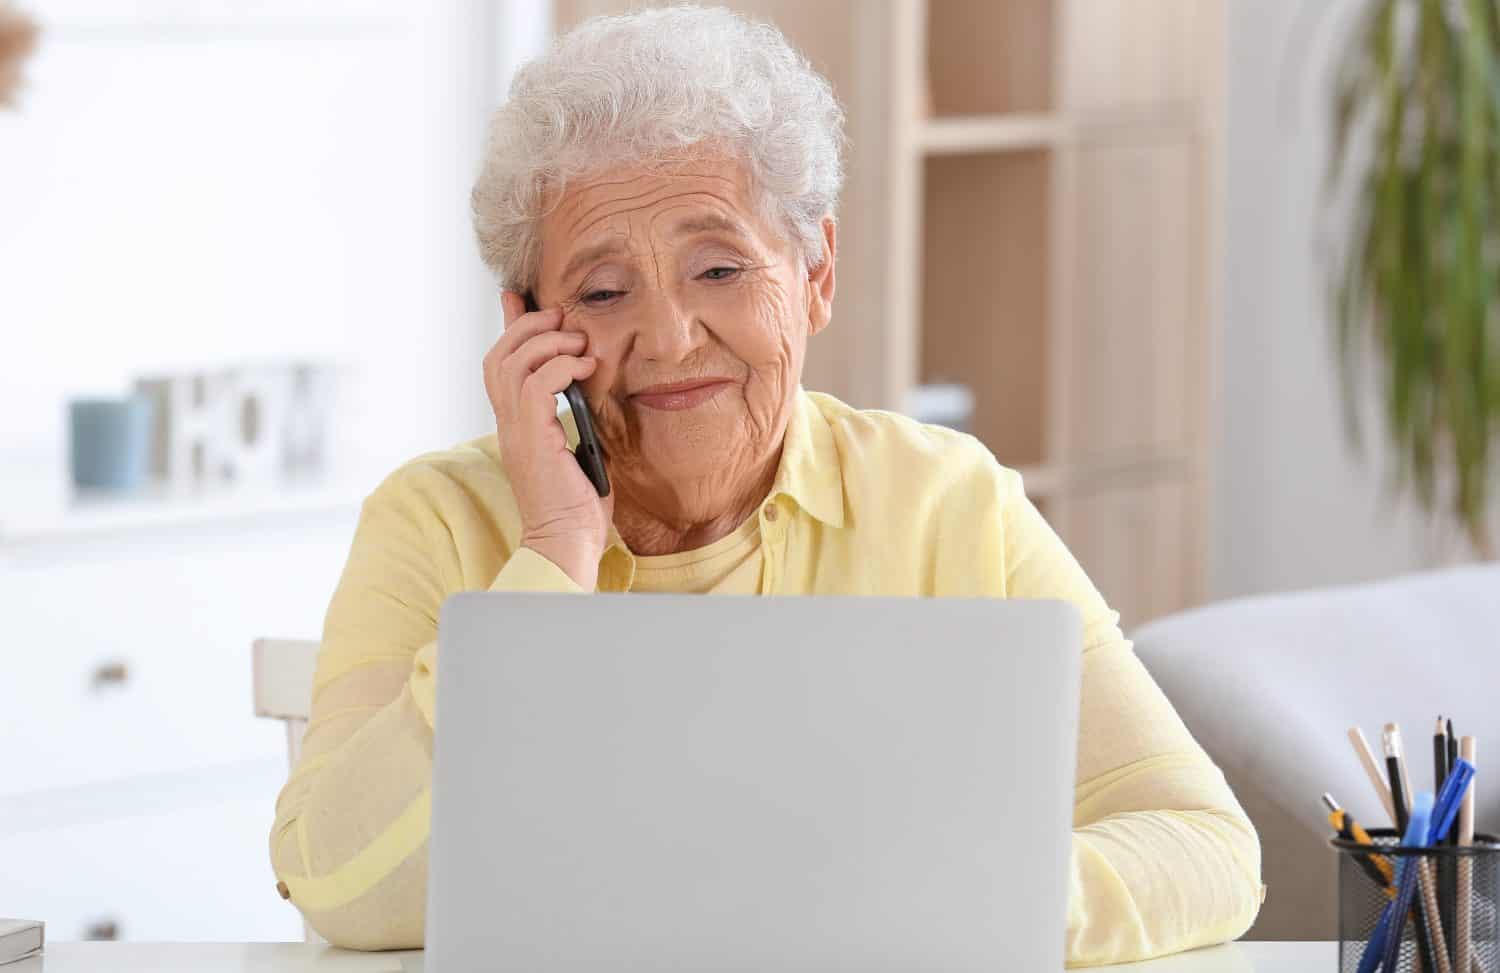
[607, 402, 775, 484]
[625, 423, 749, 480]
[631, 446, 742, 483]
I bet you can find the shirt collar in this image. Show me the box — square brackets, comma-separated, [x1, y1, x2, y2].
[768, 386, 846, 528]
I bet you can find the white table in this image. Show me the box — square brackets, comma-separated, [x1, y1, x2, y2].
[10, 941, 1336, 971]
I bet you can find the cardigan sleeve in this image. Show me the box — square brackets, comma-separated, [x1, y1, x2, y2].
[268, 475, 580, 949]
[1000, 472, 1266, 967]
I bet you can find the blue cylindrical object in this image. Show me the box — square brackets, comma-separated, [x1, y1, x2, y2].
[68, 395, 154, 491]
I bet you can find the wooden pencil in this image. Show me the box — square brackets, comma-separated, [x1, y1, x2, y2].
[1349, 725, 1398, 825]
[1456, 737, 1476, 973]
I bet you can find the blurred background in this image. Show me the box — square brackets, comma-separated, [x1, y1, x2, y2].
[0, 0, 1495, 945]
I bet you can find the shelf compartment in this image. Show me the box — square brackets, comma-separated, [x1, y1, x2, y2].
[924, 0, 1055, 117]
[919, 149, 1052, 471]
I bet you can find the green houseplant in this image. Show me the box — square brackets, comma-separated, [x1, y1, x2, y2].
[1328, 0, 1500, 559]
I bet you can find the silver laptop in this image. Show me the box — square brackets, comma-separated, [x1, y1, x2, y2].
[423, 593, 1082, 972]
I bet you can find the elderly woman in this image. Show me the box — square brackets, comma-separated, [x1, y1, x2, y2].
[270, 5, 1263, 966]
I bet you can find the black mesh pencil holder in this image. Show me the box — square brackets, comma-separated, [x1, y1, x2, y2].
[1334, 829, 1500, 973]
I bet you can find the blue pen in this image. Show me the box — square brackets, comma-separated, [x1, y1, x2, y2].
[1429, 758, 1476, 844]
[1356, 791, 1433, 973]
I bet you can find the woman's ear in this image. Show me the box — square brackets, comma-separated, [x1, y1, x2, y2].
[806, 216, 837, 337]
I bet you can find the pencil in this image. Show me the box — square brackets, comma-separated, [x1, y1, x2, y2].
[1387, 724, 1414, 829]
[1446, 720, 1458, 845]
[1417, 858, 1453, 973]
[1387, 724, 1443, 973]
[1435, 717, 1456, 969]
[1456, 737, 1476, 973]
[1442, 719, 1460, 969]
[1349, 725, 1398, 824]
[1436, 717, 1451, 819]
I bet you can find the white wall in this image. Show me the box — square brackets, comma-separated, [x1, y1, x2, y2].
[1213, 0, 1492, 600]
[0, 0, 511, 482]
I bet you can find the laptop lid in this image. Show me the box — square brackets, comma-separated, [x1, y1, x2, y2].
[426, 593, 1081, 972]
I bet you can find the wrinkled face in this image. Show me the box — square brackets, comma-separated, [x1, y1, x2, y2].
[533, 153, 824, 496]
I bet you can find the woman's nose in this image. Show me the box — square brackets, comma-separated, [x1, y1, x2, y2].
[632, 291, 703, 365]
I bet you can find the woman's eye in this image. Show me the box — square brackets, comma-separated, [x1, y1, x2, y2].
[702, 266, 740, 281]
[583, 289, 622, 304]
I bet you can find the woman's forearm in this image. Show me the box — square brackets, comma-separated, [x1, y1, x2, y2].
[270, 663, 435, 950]
[1062, 636, 1267, 966]
[1066, 806, 1263, 967]
[268, 537, 583, 948]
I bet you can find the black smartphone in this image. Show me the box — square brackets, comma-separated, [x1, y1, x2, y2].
[522, 291, 610, 497]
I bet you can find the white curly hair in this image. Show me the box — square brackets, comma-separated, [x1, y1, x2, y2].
[470, 3, 847, 294]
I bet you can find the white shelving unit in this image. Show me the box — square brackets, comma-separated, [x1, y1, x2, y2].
[0, 466, 378, 547]
[554, 0, 1226, 629]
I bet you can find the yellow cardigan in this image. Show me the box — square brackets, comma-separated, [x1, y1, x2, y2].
[269, 388, 1264, 966]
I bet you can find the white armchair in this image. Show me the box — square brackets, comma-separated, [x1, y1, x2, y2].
[1129, 564, 1500, 940]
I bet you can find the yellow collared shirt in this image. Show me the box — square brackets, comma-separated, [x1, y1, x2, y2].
[270, 388, 1263, 966]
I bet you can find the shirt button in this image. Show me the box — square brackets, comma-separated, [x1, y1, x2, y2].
[763, 504, 778, 522]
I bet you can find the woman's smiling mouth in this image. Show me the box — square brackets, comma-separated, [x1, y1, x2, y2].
[629, 378, 735, 411]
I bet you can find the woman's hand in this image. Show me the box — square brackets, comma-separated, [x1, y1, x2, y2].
[485, 291, 614, 589]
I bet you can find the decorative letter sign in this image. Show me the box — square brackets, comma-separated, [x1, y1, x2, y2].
[133, 360, 337, 487]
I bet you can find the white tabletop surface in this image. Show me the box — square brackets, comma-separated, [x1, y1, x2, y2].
[9, 941, 1336, 971]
